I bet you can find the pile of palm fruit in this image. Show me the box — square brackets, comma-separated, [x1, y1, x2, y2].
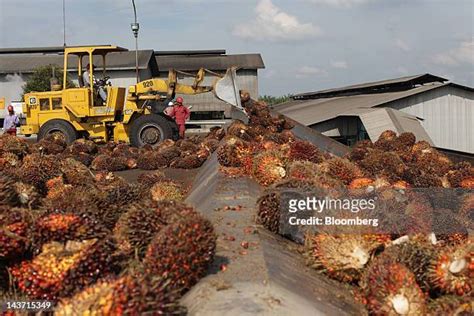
[214, 97, 473, 315]
[0, 135, 217, 314]
[7, 129, 223, 172]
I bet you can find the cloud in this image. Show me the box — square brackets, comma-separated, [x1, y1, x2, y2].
[396, 66, 409, 75]
[394, 38, 411, 52]
[306, 0, 375, 8]
[432, 38, 474, 66]
[330, 60, 348, 69]
[233, 0, 322, 42]
[296, 66, 328, 78]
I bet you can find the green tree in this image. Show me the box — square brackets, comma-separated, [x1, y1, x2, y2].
[259, 94, 293, 106]
[22, 65, 75, 99]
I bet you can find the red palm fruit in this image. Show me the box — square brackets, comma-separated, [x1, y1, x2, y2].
[348, 178, 374, 189]
[60, 157, 94, 186]
[318, 157, 364, 185]
[0, 208, 32, 260]
[11, 238, 121, 300]
[427, 295, 473, 315]
[65, 138, 98, 155]
[347, 140, 374, 162]
[227, 120, 253, 141]
[201, 138, 219, 153]
[411, 140, 433, 154]
[379, 130, 397, 141]
[427, 240, 473, 296]
[0, 152, 20, 170]
[460, 177, 474, 189]
[363, 260, 427, 315]
[432, 209, 469, 246]
[288, 140, 324, 164]
[144, 216, 216, 294]
[252, 150, 287, 186]
[392, 180, 410, 190]
[56, 271, 185, 315]
[304, 233, 390, 283]
[394, 132, 416, 151]
[359, 150, 406, 182]
[170, 154, 204, 169]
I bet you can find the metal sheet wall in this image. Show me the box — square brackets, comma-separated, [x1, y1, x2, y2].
[385, 85, 473, 154]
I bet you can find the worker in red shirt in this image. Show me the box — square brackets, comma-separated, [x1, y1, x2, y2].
[169, 97, 190, 139]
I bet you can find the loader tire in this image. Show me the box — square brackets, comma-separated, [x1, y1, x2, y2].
[129, 114, 173, 147]
[38, 119, 78, 144]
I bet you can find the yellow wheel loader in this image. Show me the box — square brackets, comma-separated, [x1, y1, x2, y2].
[20, 45, 243, 146]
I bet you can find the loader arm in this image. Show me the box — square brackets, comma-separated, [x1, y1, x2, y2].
[128, 67, 244, 113]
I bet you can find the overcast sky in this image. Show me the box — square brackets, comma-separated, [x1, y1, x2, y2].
[1, 0, 473, 96]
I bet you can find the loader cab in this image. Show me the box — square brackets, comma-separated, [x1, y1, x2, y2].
[62, 45, 127, 117]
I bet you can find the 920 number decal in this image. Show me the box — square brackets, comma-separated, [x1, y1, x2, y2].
[142, 80, 154, 88]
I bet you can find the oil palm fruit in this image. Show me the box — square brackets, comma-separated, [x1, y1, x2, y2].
[144, 216, 216, 294]
[427, 239, 473, 296]
[305, 233, 389, 283]
[149, 181, 185, 202]
[252, 150, 287, 186]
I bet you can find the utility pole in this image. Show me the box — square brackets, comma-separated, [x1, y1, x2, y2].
[62, 0, 67, 46]
[131, 0, 140, 84]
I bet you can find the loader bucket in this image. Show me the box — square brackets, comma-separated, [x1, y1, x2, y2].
[213, 67, 244, 111]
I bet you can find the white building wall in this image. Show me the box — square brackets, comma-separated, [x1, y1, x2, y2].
[384, 85, 473, 154]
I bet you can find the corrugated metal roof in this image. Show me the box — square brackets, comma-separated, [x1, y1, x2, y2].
[294, 73, 448, 99]
[0, 50, 154, 74]
[0, 50, 265, 74]
[275, 83, 446, 126]
[155, 54, 265, 71]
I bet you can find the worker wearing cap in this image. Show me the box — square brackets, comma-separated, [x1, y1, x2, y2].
[169, 97, 190, 139]
[3, 105, 19, 136]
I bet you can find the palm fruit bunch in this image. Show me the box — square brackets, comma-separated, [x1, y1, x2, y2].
[431, 209, 469, 246]
[33, 211, 106, 248]
[414, 151, 453, 178]
[427, 240, 473, 296]
[446, 161, 474, 188]
[149, 180, 185, 202]
[286, 160, 320, 182]
[170, 153, 205, 169]
[113, 204, 165, 256]
[65, 138, 98, 155]
[362, 258, 427, 315]
[288, 140, 324, 164]
[392, 132, 417, 155]
[226, 120, 253, 141]
[459, 194, 473, 226]
[137, 170, 166, 187]
[373, 130, 398, 151]
[11, 238, 121, 300]
[403, 167, 444, 188]
[0, 152, 20, 171]
[136, 150, 169, 170]
[358, 150, 406, 182]
[30, 137, 66, 155]
[18, 153, 62, 193]
[56, 269, 186, 315]
[216, 136, 250, 168]
[151, 200, 199, 225]
[427, 295, 473, 315]
[252, 150, 287, 186]
[304, 233, 390, 283]
[347, 140, 374, 162]
[91, 154, 128, 172]
[375, 240, 436, 293]
[0, 174, 38, 208]
[256, 191, 281, 234]
[201, 138, 219, 153]
[59, 157, 94, 186]
[144, 216, 216, 294]
[0, 208, 33, 260]
[0, 134, 29, 158]
[318, 157, 365, 185]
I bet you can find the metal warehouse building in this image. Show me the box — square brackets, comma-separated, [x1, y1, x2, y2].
[0, 47, 265, 120]
[276, 74, 474, 155]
